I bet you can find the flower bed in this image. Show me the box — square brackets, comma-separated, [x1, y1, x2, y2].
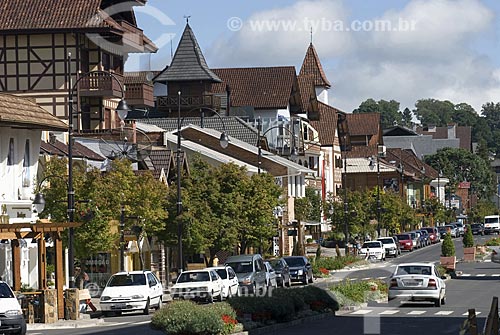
[330, 279, 388, 308]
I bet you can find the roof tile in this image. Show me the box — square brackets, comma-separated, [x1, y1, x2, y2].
[347, 113, 380, 136]
[299, 43, 331, 88]
[310, 102, 339, 145]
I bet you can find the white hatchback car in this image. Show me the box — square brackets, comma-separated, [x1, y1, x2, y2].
[388, 262, 446, 307]
[359, 240, 386, 261]
[100, 270, 163, 316]
[171, 269, 224, 303]
[205, 266, 239, 299]
[0, 282, 26, 334]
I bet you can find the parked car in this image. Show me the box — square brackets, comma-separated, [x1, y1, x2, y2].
[391, 235, 402, 254]
[408, 231, 421, 249]
[388, 262, 446, 307]
[359, 240, 386, 261]
[454, 222, 465, 236]
[0, 281, 26, 335]
[100, 270, 163, 316]
[263, 261, 278, 288]
[418, 229, 431, 246]
[377, 237, 399, 258]
[491, 247, 500, 263]
[394, 233, 414, 252]
[421, 227, 440, 243]
[444, 224, 458, 238]
[470, 223, 485, 235]
[438, 225, 449, 239]
[225, 254, 267, 294]
[170, 269, 223, 303]
[283, 256, 314, 285]
[205, 266, 239, 299]
[266, 258, 291, 287]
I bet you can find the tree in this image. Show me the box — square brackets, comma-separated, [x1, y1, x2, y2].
[462, 225, 474, 248]
[441, 233, 455, 257]
[353, 98, 402, 129]
[414, 99, 455, 127]
[401, 107, 413, 128]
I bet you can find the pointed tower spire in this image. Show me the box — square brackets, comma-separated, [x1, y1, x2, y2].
[154, 22, 221, 83]
[299, 43, 331, 88]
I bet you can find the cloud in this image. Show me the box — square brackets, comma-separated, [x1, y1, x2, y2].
[208, 0, 498, 114]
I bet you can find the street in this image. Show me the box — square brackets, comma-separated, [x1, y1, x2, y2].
[28, 235, 499, 335]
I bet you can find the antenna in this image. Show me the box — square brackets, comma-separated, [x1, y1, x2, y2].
[170, 34, 174, 63]
[184, 15, 191, 24]
[310, 26, 313, 44]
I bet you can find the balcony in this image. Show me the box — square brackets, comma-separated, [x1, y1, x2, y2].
[157, 94, 221, 110]
[125, 83, 154, 107]
[78, 72, 124, 98]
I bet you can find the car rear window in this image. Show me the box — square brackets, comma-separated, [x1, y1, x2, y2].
[396, 265, 432, 276]
[378, 238, 394, 244]
[284, 257, 306, 267]
[108, 274, 146, 287]
[362, 242, 381, 248]
[396, 234, 410, 240]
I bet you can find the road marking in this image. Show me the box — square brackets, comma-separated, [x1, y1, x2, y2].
[362, 277, 372, 280]
[492, 274, 500, 277]
[460, 274, 471, 277]
[435, 311, 454, 315]
[134, 320, 151, 325]
[407, 310, 426, 315]
[463, 311, 481, 316]
[379, 310, 399, 315]
[476, 274, 486, 277]
[484, 259, 491, 263]
[351, 309, 373, 315]
[377, 276, 387, 280]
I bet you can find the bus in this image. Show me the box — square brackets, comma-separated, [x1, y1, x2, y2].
[484, 215, 500, 235]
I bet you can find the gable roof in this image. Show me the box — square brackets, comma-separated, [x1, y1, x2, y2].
[299, 43, 331, 88]
[383, 125, 418, 136]
[386, 148, 438, 180]
[211, 66, 297, 109]
[0, 94, 67, 130]
[154, 23, 221, 83]
[40, 139, 105, 161]
[346, 113, 380, 136]
[309, 102, 339, 146]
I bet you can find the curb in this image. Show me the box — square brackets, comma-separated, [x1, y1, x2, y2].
[232, 311, 335, 335]
[27, 318, 104, 330]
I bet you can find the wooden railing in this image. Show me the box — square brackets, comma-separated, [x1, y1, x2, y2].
[78, 72, 124, 97]
[157, 94, 221, 109]
[125, 83, 154, 107]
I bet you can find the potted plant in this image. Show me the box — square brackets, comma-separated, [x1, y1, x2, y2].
[440, 232, 456, 271]
[463, 225, 475, 261]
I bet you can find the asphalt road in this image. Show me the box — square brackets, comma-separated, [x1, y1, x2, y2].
[28, 234, 499, 335]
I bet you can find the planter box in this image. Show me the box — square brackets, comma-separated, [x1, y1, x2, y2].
[440, 256, 456, 270]
[463, 247, 476, 262]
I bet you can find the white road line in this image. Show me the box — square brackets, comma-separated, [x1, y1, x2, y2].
[379, 310, 399, 315]
[484, 259, 491, 263]
[407, 310, 426, 315]
[460, 274, 471, 277]
[351, 309, 373, 315]
[492, 274, 500, 277]
[435, 311, 454, 315]
[476, 274, 486, 277]
[362, 277, 372, 280]
[134, 320, 151, 325]
[462, 311, 481, 316]
[377, 276, 387, 280]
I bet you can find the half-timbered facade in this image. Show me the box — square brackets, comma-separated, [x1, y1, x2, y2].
[0, 0, 156, 132]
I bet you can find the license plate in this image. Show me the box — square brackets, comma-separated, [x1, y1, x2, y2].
[114, 303, 126, 309]
[403, 280, 422, 287]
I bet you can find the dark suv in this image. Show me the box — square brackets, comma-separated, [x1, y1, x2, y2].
[283, 256, 313, 285]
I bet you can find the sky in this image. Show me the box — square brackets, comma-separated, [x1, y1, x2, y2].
[124, 0, 500, 114]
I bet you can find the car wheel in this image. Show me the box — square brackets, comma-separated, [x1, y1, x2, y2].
[308, 273, 314, 283]
[302, 274, 308, 285]
[441, 294, 446, 305]
[208, 291, 215, 303]
[143, 298, 150, 315]
[217, 291, 223, 302]
[434, 294, 442, 307]
[155, 298, 163, 310]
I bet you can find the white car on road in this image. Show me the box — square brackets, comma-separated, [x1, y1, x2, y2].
[170, 269, 224, 303]
[388, 262, 446, 307]
[359, 240, 386, 261]
[205, 266, 239, 299]
[377, 237, 399, 258]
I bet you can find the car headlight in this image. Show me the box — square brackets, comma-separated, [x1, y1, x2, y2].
[6, 310, 22, 316]
[100, 296, 111, 301]
[131, 294, 144, 299]
[297, 270, 304, 275]
[241, 277, 252, 285]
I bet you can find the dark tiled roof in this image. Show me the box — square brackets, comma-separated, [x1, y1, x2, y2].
[137, 116, 259, 146]
[297, 74, 317, 113]
[124, 71, 160, 85]
[0, 0, 110, 31]
[346, 146, 378, 158]
[386, 148, 438, 179]
[310, 102, 339, 146]
[0, 94, 67, 130]
[148, 148, 172, 179]
[415, 125, 472, 151]
[347, 113, 380, 136]
[154, 24, 221, 83]
[299, 43, 331, 88]
[211, 67, 297, 109]
[40, 139, 105, 161]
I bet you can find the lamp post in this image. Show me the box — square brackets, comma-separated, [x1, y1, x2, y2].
[256, 116, 297, 174]
[120, 204, 125, 272]
[175, 93, 229, 273]
[376, 151, 381, 237]
[342, 135, 349, 255]
[65, 53, 129, 288]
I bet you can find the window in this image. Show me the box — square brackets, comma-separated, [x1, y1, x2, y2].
[7, 138, 14, 166]
[22, 139, 30, 187]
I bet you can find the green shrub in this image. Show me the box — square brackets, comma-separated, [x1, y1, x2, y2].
[485, 237, 500, 246]
[316, 245, 322, 259]
[463, 225, 474, 248]
[151, 300, 236, 335]
[441, 233, 456, 257]
[330, 279, 387, 307]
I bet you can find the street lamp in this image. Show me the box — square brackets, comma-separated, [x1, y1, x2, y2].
[342, 135, 349, 254]
[175, 93, 230, 274]
[60, 53, 130, 288]
[256, 116, 298, 174]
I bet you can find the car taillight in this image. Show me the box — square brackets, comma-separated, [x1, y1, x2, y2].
[428, 279, 437, 288]
[390, 278, 397, 288]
